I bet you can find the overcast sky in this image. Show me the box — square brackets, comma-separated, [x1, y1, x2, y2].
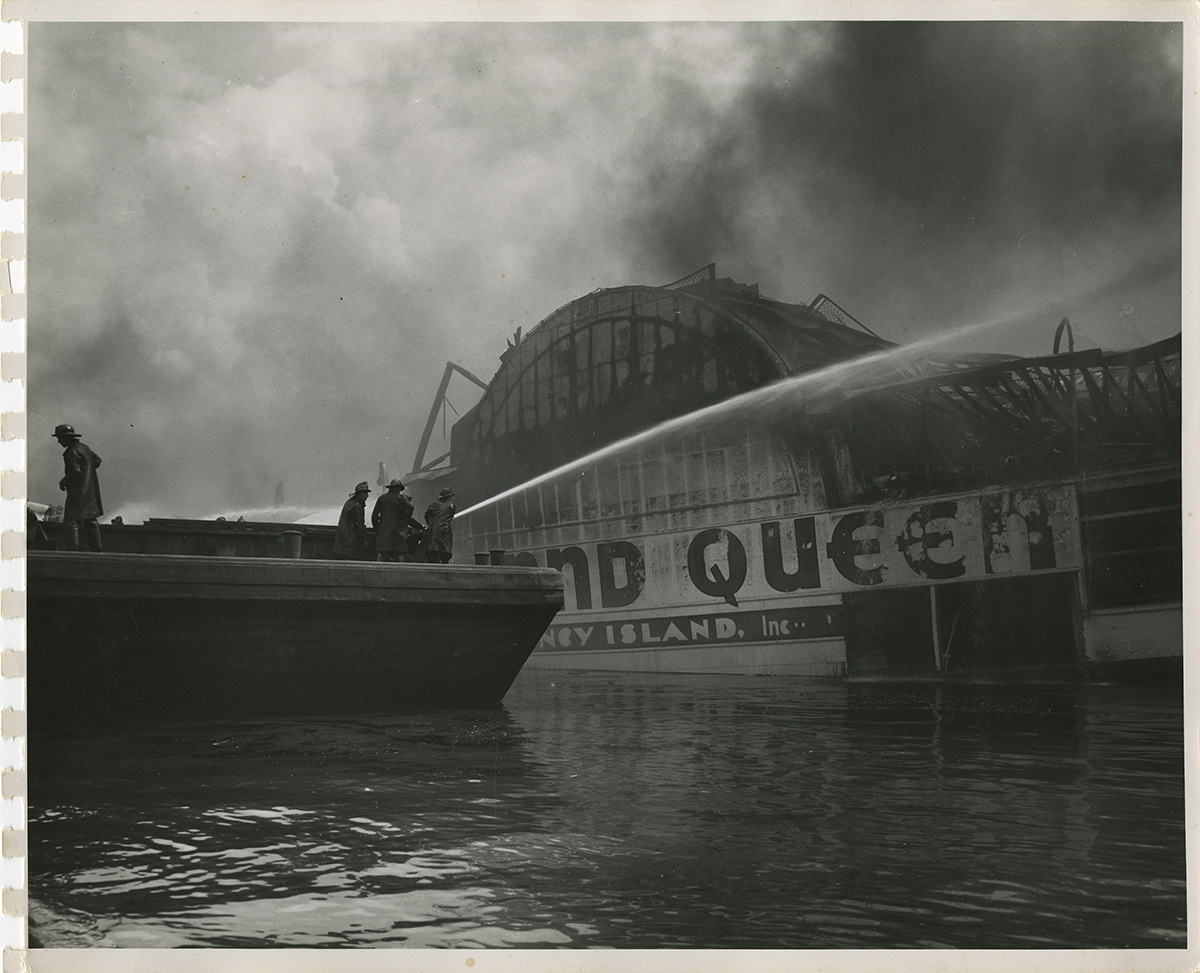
[27, 18, 1184, 522]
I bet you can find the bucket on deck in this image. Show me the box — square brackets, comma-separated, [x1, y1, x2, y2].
[474, 552, 490, 565]
[280, 530, 304, 559]
[489, 549, 506, 565]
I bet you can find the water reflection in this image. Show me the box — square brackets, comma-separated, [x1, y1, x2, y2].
[29, 674, 1186, 949]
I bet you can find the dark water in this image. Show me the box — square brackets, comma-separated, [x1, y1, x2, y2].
[28, 672, 1187, 949]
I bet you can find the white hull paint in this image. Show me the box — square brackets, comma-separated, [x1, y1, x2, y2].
[469, 472, 1182, 676]
[525, 636, 846, 676]
[1083, 604, 1184, 665]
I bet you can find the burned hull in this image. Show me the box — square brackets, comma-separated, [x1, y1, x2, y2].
[420, 268, 1180, 679]
[460, 470, 1179, 680]
[27, 552, 565, 726]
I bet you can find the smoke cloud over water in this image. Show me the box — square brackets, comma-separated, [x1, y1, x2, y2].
[27, 19, 1184, 522]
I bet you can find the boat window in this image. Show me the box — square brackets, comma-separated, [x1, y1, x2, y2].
[786, 443, 820, 508]
[598, 463, 621, 518]
[615, 357, 630, 389]
[579, 467, 599, 520]
[538, 375, 552, 427]
[493, 395, 507, 438]
[747, 436, 775, 499]
[614, 320, 631, 359]
[575, 330, 591, 412]
[664, 441, 688, 509]
[728, 440, 751, 501]
[552, 337, 572, 421]
[522, 366, 538, 431]
[641, 452, 666, 512]
[1083, 478, 1182, 607]
[639, 320, 657, 385]
[473, 503, 498, 538]
[506, 384, 520, 436]
[525, 486, 545, 529]
[618, 461, 642, 517]
[686, 447, 709, 507]
[593, 322, 613, 406]
[553, 378, 570, 422]
[556, 477, 579, 523]
[497, 495, 513, 533]
[705, 447, 730, 504]
[510, 490, 530, 532]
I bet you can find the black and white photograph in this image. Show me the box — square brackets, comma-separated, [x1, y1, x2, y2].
[14, 2, 1195, 966]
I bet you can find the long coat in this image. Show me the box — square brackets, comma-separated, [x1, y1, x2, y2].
[60, 441, 103, 521]
[424, 498, 456, 556]
[333, 495, 368, 558]
[371, 491, 414, 553]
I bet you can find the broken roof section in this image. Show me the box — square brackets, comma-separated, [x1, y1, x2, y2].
[665, 263, 890, 376]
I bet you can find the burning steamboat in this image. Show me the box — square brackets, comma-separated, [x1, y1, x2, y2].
[409, 265, 1182, 680]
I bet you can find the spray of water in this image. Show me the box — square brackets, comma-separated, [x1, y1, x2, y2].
[459, 316, 1011, 518]
[210, 504, 330, 524]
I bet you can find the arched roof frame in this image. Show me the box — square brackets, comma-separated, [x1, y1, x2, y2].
[468, 284, 800, 446]
[524, 284, 795, 375]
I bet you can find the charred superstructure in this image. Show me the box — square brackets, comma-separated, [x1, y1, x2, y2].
[414, 265, 1182, 679]
[445, 266, 887, 502]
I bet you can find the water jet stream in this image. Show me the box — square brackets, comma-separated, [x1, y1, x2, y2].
[459, 317, 1017, 518]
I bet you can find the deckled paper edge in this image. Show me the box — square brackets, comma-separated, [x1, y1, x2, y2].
[0, 3, 1194, 973]
[0, 4, 25, 966]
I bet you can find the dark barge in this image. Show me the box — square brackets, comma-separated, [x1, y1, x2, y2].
[27, 525, 564, 726]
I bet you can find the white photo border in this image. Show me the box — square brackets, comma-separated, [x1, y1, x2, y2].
[2, 2, 1195, 972]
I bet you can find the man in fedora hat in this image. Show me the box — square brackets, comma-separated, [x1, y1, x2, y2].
[53, 423, 103, 552]
[424, 487, 456, 564]
[371, 478, 418, 563]
[332, 481, 371, 560]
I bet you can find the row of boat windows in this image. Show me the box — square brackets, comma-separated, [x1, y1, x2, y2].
[472, 313, 765, 442]
[1081, 479, 1182, 608]
[465, 434, 807, 535]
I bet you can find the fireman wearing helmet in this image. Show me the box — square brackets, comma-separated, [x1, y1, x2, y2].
[424, 488, 456, 564]
[333, 481, 371, 560]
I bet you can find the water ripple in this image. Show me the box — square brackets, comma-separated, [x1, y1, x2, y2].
[28, 677, 1185, 949]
